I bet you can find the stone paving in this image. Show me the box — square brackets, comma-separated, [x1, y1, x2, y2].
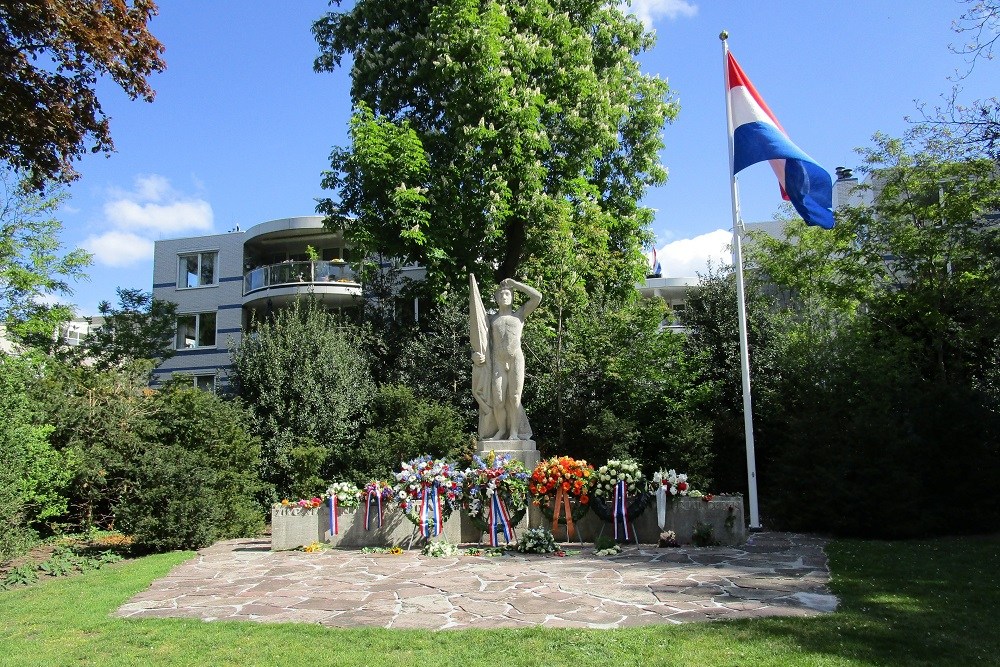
[116, 532, 837, 630]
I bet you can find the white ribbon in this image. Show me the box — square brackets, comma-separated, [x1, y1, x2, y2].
[656, 484, 667, 530]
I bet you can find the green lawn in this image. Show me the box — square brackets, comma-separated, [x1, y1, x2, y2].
[1, 536, 996, 666]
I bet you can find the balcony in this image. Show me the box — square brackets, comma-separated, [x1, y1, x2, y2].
[242, 260, 361, 309]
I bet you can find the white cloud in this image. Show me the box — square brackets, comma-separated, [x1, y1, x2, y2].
[626, 0, 698, 27]
[82, 231, 155, 268]
[87, 174, 214, 268]
[133, 174, 173, 202]
[651, 229, 732, 277]
[103, 199, 213, 234]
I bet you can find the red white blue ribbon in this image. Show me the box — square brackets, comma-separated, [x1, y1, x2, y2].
[613, 480, 629, 541]
[364, 490, 384, 530]
[329, 494, 339, 535]
[419, 485, 442, 537]
[487, 492, 513, 546]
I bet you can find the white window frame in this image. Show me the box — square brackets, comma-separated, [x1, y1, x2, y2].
[177, 250, 219, 289]
[175, 311, 217, 350]
[192, 374, 216, 393]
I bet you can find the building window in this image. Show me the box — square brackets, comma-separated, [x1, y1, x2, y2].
[178, 251, 218, 288]
[176, 311, 217, 349]
[193, 374, 216, 392]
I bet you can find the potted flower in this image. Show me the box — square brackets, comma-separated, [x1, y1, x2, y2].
[529, 456, 593, 540]
[360, 479, 395, 530]
[589, 458, 650, 541]
[464, 451, 529, 546]
[394, 455, 465, 538]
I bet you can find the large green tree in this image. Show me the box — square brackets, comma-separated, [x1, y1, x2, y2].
[1, 0, 165, 190]
[314, 0, 677, 293]
[740, 129, 1000, 535]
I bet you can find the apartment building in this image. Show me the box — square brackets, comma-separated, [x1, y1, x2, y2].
[151, 215, 362, 391]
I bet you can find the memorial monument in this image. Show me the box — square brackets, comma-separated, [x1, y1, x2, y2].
[469, 274, 542, 471]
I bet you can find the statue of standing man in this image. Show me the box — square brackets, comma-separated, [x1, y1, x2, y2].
[469, 274, 542, 441]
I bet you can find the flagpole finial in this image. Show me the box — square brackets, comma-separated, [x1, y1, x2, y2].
[719, 30, 729, 41]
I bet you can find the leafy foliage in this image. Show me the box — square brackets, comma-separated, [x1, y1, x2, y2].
[116, 386, 263, 552]
[229, 296, 375, 499]
[743, 129, 1000, 536]
[29, 358, 158, 532]
[0, 171, 91, 347]
[74, 287, 177, 369]
[0, 1, 165, 190]
[354, 384, 471, 483]
[0, 355, 71, 564]
[314, 0, 677, 291]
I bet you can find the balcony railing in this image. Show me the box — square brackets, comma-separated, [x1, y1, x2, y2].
[243, 260, 358, 295]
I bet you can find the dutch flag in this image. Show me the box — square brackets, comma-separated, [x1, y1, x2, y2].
[727, 52, 834, 229]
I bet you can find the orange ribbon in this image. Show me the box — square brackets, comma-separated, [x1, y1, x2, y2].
[551, 486, 576, 541]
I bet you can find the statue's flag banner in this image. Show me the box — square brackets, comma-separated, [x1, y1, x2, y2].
[727, 52, 834, 229]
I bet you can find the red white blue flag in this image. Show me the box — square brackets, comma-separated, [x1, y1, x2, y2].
[727, 52, 834, 229]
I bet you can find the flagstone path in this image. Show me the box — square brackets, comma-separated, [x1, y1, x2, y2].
[116, 532, 837, 630]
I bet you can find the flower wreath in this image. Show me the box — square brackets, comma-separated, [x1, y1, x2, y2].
[588, 459, 651, 524]
[464, 452, 529, 543]
[393, 455, 465, 537]
[528, 456, 593, 524]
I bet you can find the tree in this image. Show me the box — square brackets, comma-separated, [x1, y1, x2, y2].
[0, 0, 165, 191]
[738, 129, 1000, 535]
[229, 297, 375, 499]
[916, 1, 1000, 159]
[76, 287, 177, 369]
[314, 0, 677, 294]
[1, 170, 91, 347]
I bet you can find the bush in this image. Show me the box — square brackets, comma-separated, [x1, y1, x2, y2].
[117, 386, 264, 551]
[0, 355, 71, 564]
[229, 296, 374, 499]
[352, 384, 471, 482]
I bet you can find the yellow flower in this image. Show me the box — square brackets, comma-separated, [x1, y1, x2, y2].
[389, 546, 403, 555]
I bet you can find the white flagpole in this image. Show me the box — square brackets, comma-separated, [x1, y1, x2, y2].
[720, 31, 761, 530]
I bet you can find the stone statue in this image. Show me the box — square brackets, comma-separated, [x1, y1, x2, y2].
[469, 274, 542, 441]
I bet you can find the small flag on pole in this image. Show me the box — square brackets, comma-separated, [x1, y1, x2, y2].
[651, 247, 662, 276]
[726, 52, 834, 229]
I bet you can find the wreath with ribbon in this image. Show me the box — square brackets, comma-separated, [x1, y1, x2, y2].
[529, 456, 594, 527]
[393, 455, 465, 538]
[588, 459, 651, 541]
[464, 452, 529, 545]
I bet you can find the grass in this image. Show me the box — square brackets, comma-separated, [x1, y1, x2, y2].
[0, 535, 997, 666]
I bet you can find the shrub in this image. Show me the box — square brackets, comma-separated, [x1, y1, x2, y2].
[117, 386, 264, 552]
[352, 384, 471, 482]
[0, 355, 71, 564]
[229, 296, 374, 499]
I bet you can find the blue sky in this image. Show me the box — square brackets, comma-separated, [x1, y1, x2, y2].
[56, 0, 995, 315]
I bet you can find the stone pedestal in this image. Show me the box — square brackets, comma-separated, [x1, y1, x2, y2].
[475, 438, 540, 471]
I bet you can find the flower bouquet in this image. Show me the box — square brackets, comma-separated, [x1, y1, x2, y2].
[589, 459, 651, 541]
[652, 468, 700, 530]
[464, 452, 530, 546]
[653, 469, 693, 497]
[360, 479, 395, 530]
[326, 481, 360, 535]
[273, 495, 325, 515]
[515, 527, 558, 554]
[394, 455, 465, 538]
[529, 456, 593, 540]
